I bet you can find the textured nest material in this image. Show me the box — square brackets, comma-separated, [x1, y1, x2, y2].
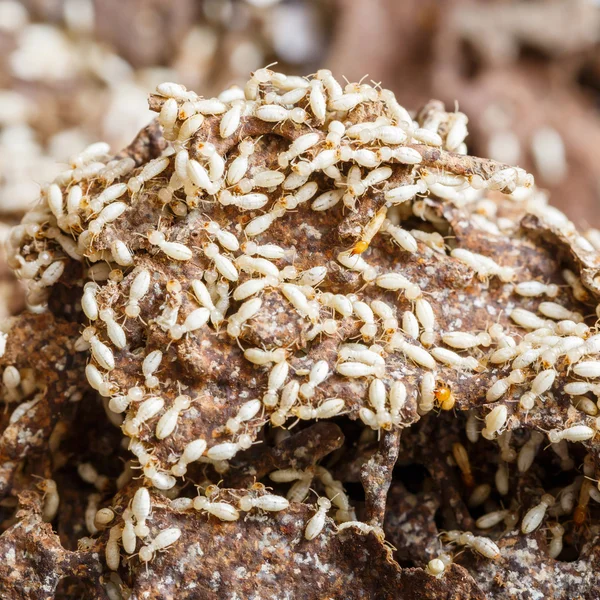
[2, 68, 600, 599]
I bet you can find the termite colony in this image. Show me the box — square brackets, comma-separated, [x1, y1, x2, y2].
[2, 68, 600, 599]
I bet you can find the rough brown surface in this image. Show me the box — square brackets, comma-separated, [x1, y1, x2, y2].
[1, 68, 600, 599]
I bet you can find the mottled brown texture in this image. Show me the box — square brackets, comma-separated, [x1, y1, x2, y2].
[3, 69, 600, 600]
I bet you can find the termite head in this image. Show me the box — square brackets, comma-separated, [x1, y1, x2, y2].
[351, 241, 369, 255]
[435, 385, 455, 411]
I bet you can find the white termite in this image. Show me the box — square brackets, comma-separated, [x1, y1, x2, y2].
[550, 439, 575, 471]
[563, 382, 600, 397]
[371, 300, 398, 333]
[270, 468, 314, 503]
[573, 361, 600, 379]
[81, 282, 100, 321]
[238, 494, 289, 512]
[384, 180, 427, 204]
[442, 530, 500, 560]
[2, 365, 20, 390]
[338, 344, 384, 367]
[481, 405, 508, 440]
[245, 203, 287, 237]
[219, 190, 269, 210]
[305, 497, 331, 540]
[419, 372, 436, 413]
[255, 104, 307, 124]
[442, 331, 491, 349]
[262, 360, 290, 407]
[140, 350, 162, 390]
[299, 360, 330, 399]
[430, 347, 479, 371]
[380, 220, 418, 254]
[375, 273, 421, 299]
[206, 434, 253, 461]
[497, 431, 516, 462]
[548, 523, 564, 559]
[236, 255, 280, 279]
[132, 487, 151, 538]
[360, 378, 393, 430]
[446, 112, 468, 151]
[155, 395, 191, 439]
[476, 509, 511, 530]
[202, 220, 239, 252]
[170, 307, 211, 340]
[193, 496, 240, 521]
[337, 361, 385, 379]
[539, 302, 583, 323]
[99, 157, 135, 184]
[142, 463, 176, 490]
[451, 248, 515, 283]
[241, 241, 286, 261]
[202, 243, 237, 281]
[94, 507, 115, 530]
[98, 309, 126, 350]
[231, 277, 274, 303]
[281, 283, 319, 321]
[521, 494, 555, 534]
[88, 201, 127, 234]
[122, 509, 136, 554]
[414, 298, 435, 345]
[227, 140, 255, 185]
[572, 396, 598, 417]
[485, 369, 525, 402]
[171, 438, 207, 477]
[139, 528, 182, 563]
[127, 157, 170, 194]
[147, 230, 192, 261]
[336, 250, 378, 282]
[38, 261, 65, 288]
[125, 269, 151, 319]
[518, 431, 544, 473]
[123, 396, 164, 436]
[177, 113, 205, 142]
[226, 399, 262, 434]
[40, 479, 59, 522]
[82, 327, 115, 370]
[563, 269, 588, 302]
[78, 463, 109, 492]
[468, 483, 492, 508]
[106, 525, 122, 570]
[271, 380, 300, 427]
[547, 425, 595, 444]
[319, 292, 354, 317]
[109, 240, 134, 267]
[219, 102, 242, 138]
[401, 311, 420, 339]
[426, 558, 446, 578]
[495, 462, 510, 496]
[244, 348, 287, 365]
[227, 297, 262, 338]
[566, 334, 600, 364]
[387, 334, 436, 370]
[293, 398, 345, 420]
[510, 308, 549, 331]
[514, 281, 559, 298]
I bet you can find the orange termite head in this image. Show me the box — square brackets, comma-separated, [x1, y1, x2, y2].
[435, 386, 455, 410]
[351, 241, 369, 255]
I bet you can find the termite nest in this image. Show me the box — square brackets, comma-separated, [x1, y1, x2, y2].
[2, 68, 600, 599]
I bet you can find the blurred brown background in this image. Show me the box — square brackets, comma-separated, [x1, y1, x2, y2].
[0, 0, 599, 315]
